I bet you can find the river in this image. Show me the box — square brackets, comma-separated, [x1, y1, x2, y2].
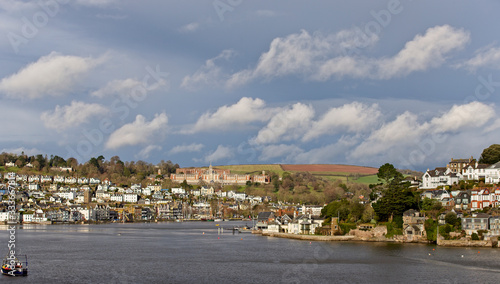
[1, 222, 499, 283]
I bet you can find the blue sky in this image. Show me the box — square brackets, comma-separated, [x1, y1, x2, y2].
[1, 0, 500, 171]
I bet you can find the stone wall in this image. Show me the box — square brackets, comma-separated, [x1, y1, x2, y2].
[348, 225, 388, 241]
[262, 232, 355, 241]
[438, 239, 494, 247]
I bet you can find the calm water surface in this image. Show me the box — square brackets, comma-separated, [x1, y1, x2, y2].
[1, 222, 499, 283]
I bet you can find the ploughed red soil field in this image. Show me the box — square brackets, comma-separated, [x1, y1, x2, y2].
[281, 164, 378, 175]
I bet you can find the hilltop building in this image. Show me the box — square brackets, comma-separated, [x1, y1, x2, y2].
[170, 164, 270, 185]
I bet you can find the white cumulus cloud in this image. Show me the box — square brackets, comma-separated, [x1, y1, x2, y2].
[350, 101, 495, 160]
[106, 113, 168, 149]
[0, 52, 103, 99]
[303, 102, 381, 141]
[430, 101, 495, 133]
[41, 101, 108, 131]
[458, 45, 500, 71]
[226, 25, 469, 87]
[187, 97, 275, 133]
[226, 28, 378, 88]
[251, 103, 315, 145]
[204, 145, 234, 163]
[318, 25, 470, 80]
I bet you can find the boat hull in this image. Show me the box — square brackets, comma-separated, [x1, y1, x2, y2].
[1, 267, 28, 276]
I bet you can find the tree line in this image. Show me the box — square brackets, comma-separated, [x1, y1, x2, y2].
[0, 152, 179, 186]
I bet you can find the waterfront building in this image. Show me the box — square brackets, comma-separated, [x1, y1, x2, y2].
[402, 209, 426, 242]
[462, 213, 490, 235]
[488, 216, 500, 238]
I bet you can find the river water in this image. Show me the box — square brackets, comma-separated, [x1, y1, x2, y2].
[1, 222, 499, 283]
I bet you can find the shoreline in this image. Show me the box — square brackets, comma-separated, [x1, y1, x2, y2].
[258, 231, 499, 248]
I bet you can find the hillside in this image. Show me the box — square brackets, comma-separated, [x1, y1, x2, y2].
[216, 164, 379, 184]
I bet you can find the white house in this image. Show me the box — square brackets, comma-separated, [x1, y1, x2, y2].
[171, 188, 185, 195]
[421, 168, 459, 189]
[54, 175, 65, 183]
[78, 207, 96, 221]
[123, 193, 138, 203]
[200, 186, 215, 196]
[460, 162, 489, 181]
[142, 187, 152, 196]
[28, 184, 40, 191]
[22, 212, 34, 223]
[97, 184, 109, 191]
[57, 191, 76, 200]
[28, 175, 40, 183]
[485, 162, 500, 184]
[41, 175, 53, 183]
[5, 172, 16, 180]
[233, 192, 246, 201]
[216, 190, 227, 198]
[4, 162, 15, 167]
[110, 193, 124, 202]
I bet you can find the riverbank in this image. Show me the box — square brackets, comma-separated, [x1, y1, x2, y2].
[259, 231, 499, 248]
[260, 231, 395, 243]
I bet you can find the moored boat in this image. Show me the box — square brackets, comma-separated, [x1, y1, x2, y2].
[1, 255, 28, 277]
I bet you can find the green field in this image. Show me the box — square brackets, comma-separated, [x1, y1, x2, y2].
[312, 174, 379, 185]
[354, 175, 380, 184]
[215, 164, 379, 185]
[216, 164, 284, 175]
[0, 166, 20, 173]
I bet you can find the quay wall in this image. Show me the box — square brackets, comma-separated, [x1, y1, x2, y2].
[260, 231, 499, 248]
[437, 239, 496, 247]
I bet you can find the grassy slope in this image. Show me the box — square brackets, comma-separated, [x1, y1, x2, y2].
[216, 164, 378, 185]
[0, 166, 20, 173]
[216, 164, 284, 175]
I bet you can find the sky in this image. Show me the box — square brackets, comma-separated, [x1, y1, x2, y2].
[1, 0, 500, 171]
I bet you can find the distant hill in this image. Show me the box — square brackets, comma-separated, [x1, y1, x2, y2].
[281, 164, 378, 175]
[216, 164, 379, 184]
